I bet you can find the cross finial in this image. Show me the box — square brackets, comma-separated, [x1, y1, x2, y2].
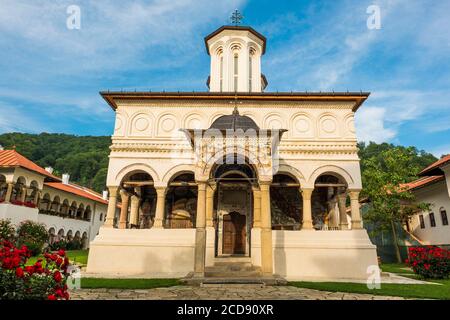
[230, 9, 243, 26]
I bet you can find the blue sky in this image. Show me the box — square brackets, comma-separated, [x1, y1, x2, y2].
[0, 0, 449, 156]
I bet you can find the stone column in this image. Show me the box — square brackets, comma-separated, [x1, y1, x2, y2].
[205, 183, 216, 228]
[153, 187, 167, 228]
[118, 189, 130, 229]
[33, 190, 40, 205]
[20, 187, 27, 202]
[252, 187, 261, 228]
[337, 189, 349, 230]
[349, 190, 362, 229]
[104, 186, 118, 227]
[4, 183, 13, 203]
[301, 188, 314, 229]
[129, 194, 140, 227]
[260, 181, 273, 275]
[194, 181, 207, 275]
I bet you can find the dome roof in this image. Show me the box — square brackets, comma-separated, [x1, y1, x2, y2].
[210, 108, 259, 131]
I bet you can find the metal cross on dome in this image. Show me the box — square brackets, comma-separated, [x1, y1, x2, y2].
[230, 9, 243, 26]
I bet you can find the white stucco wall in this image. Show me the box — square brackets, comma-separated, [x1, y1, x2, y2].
[86, 228, 196, 277]
[107, 99, 362, 190]
[271, 230, 378, 280]
[409, 180, 450, 245]
[0, 203, 39, 226]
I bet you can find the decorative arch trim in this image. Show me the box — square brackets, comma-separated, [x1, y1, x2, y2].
[308, 165, 354, 187]
[162, 164, 196, 184]
[114, 163, 160, 186]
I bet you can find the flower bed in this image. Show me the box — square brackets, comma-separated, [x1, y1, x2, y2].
[406, 246, 450, 279]
[0, 240, 70, 300]
[10, 200, 24, 206]
[23, 201, 37, 208]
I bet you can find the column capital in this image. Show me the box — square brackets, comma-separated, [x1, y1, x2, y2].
[119, 188, 129, 197]
[259, 180, 271, 191]
[130, 194, 140, 202]
[301, 187, 314, 198]
[348, 190, 361, 201]
[107, 186, 119, 195]
[155, 186, 167, 196]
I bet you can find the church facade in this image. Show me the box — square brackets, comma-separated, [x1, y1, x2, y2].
[87, 25, 378, 281]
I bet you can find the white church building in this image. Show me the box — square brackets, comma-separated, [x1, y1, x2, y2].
[87, 24, 378, 282]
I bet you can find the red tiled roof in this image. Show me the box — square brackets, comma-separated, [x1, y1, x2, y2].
[0, 150, 60, 181]
[420, 154, 450, 176]
[45, 182, 108, 205]
[401, 175, 445, 191]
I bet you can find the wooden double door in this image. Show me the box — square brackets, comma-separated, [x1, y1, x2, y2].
[222, 212, 246, 255]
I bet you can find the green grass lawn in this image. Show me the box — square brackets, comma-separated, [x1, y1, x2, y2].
[27, 250, 89, 267]
[289, 280, 450, 300]
[80, 278, 180, 289]
[381, 263, 414, 274]
[289, 263, 450, 300]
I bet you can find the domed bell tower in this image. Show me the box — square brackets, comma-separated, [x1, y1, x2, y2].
[205, 11, 267, 93]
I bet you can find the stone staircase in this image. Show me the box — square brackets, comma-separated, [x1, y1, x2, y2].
[181, 256, 287, 286]
[205, 257, 261, 278]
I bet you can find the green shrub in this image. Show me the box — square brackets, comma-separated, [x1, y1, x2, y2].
[16, 221, 48, 256]
[66, 239, 82, 250]
[0, 219, 16, 242]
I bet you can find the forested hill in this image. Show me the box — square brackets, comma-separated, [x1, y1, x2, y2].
[0, 133, 110, 192]
[0, 133, 438, 193]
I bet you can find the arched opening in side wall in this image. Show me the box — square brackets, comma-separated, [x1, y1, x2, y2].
[48, 227, 56, 245]
[312, 173, 348, 230]
[11, 176, 26, 202]
[165, 172, 197, 229]
[39, 193, 51, 213]
[0, 174, 6, 201]
[119, 170, 156, 229]
[270, 173, 302, 230]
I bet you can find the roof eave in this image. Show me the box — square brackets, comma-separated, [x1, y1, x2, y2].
[100, 91, 370, 111]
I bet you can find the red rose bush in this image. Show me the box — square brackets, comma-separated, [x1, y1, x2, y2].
[0, 240, 70, 300]
[406, 246, 450, 279]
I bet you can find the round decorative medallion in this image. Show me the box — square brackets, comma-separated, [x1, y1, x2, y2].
[188, 118, 201, 129]
[295, 118, 310, 133]
[161, 117, 176, 132]
[135, 117, 149, 131]
[268, 119, 282, 130]
[321, 116, 337, 134]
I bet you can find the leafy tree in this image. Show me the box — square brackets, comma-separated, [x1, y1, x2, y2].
[16, 221, 49, 256]
[0, 133, 110, 192]
[0, 219, 16, 242]
[361, 147, 431, 262]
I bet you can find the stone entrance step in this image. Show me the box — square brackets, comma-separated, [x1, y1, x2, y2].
[181, 273, 287, 286]
[213, 256, 252, 264]
[206, 257, 261, 277]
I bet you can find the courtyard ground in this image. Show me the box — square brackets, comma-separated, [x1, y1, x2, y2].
[69, 284, 406, 300]
[55, 251, 449, 300]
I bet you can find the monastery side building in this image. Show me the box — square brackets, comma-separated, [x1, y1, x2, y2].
[0, 149, 114, 248]
[403, 155, 450, 246]
[87, 24, 378, 281]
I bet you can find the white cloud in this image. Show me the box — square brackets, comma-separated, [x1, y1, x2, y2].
[0, 102, 44, 134]
[355, 107, 396, 143]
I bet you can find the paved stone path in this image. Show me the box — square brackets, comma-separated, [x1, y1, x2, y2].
[70, 285, 405, 300]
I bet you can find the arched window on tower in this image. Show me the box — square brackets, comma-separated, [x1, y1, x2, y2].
[220, 55, 224, 92]
[248, 50, 253, 92]
[234, 53, 238, 92]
